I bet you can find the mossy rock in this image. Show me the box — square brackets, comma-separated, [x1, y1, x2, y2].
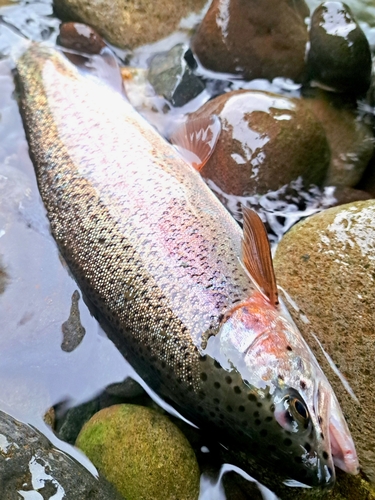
[76, 404, 200, 500]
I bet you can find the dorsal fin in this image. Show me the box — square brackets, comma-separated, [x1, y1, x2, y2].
[242, 207, 279, 307]
[170, 115, 221, 171]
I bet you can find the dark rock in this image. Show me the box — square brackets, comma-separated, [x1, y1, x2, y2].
[56, 399, 100, 444]
[303, 89, 374, 186]
[148, 44, 205, 107]
[357, 152, 375, 196]
[192, 0, 309, 82]
[274, 200, 375, 483]
[61, 289, 86, 352]
[307, 2, 372, 95]
[0, 410, 125, 499]
[58, 22, 106, 54]
[186, 90, 330, 196]
[104, 377, 145, 399]
[53, 0, 207, 49]
[327, 186, 373, 205]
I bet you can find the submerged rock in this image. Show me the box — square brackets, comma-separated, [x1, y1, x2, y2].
[148, 44, 205, 107]
[192, 0, 309, 82]
[186, 90, 330, 196]
[0, 410, 124, 499]
[307, 2, 372, 95]
[61, 289, 86, 352]
[303, 90, 374, 187]
[273, 200, 375, 483]
[58, 22, 106, 54]
[53, 0, 207, 49]
[76, 404, 200, 500]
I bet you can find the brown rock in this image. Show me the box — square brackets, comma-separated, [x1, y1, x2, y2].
[192, 0, 309, 82]
[357, 154, 375, 197]
[326, 186, 373, 206]
[54, 0, 207, 49]
[303, 90, 374, 187]
[273, 200, 375, 483]
[59, 22, 106, 54]
[187, 90, 330, 196]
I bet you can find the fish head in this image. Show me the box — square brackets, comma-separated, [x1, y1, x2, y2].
[207, 292, 358, 488]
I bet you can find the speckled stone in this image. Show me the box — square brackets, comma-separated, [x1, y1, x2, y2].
[76, 404, 200, 500]
[274, 200, 375, 483]
[53, 0, 207, 49]
[187, 90, 330, 196]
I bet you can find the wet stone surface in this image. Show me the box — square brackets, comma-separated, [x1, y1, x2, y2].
[307, 1, 372, 95]
[188, 90, 330, 196]
[58, 22, 106, 54]
[0, 410, 125, 500]
[148, 44, 205, 107]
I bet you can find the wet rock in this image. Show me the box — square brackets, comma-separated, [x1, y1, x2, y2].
[58, 22, 106, 54]
[43, 407, 55, 428]
[56, 399, 100, 444]
[148, 44, 205, 107]
[273, 200, 375, 483]
[326, 186, 373, 205]
[303, 90, 374, 186]
[76, 404, 200, 500]
[104, 377, 144, 399]
[0, 259, 7, 295]
[307, 2, 372, 95]
[192, 0, 309, 82]
[0, 410, 124, 499]
[61, 289, 86, 352]
[53, 0, 207, 49]
[187, 90, 330, 196]
[357, 153, 375, 197]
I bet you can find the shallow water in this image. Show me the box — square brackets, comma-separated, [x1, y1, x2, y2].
[0, 0, 373, 498]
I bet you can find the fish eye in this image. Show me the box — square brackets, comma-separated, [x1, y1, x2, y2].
[274, 394, 310, 433]
[290, 398, 309, 421]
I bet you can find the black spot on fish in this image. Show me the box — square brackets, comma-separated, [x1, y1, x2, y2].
[214, 360, 221, 369]
[200, 355, 207, 362]
[304, 443, 311, 452]
[238, 405, 245, 412]
[214, 382, 221, 389]
[200, 372, 207, 381]
[255, 419, 261, 426]
[286, 345, 292, 351]
[234, 386, 241, 394]
[318, 415, 323, 424]
[209, 411, 215, 418]
[265, 416, 273, 422]
[257, 402, 262, 408]
[323, 451, 329, 460]
[321, 433, 324, 440]
[300, 380, 306, 390]
[225, 376, 232, 384]
[278, 374, 284, 381]
[260, 429, 268, 437]
[253, 411, 260, 418]
[248, 394, 257, 402]
[284, 438, 292, 446]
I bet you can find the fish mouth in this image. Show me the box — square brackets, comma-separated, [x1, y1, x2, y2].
[329, 412, 359, 475]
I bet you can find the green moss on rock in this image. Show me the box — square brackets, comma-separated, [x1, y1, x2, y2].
[76, 404, 200, 500]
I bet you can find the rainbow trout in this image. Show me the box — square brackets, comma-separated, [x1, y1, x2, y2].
[16, 45, 358, 490]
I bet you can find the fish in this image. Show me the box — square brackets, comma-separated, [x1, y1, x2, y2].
[16, 44, 358, 492]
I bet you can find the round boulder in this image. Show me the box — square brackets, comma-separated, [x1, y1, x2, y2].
[273, 200, 375, 483]
[53, 0, 207, 49]
[307, 2, 372, 95]
[192, 0, 309, 81]
[187, 90, 330, 196]
[76, 404, 200, 500]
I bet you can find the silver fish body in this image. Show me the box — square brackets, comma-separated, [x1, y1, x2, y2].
[16, 45, 357, 491]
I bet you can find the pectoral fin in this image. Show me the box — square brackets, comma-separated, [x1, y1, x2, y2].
[170, 115, 221, 171]
[242, 207, 279, 307]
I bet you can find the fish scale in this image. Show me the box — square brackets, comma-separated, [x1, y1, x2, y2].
[16, 44, 359, 493]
